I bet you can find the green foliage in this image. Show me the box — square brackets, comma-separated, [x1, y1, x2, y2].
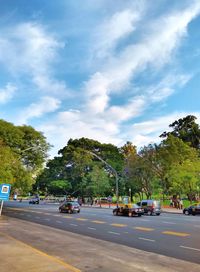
[84, 165, 111, 197]
[0, 140, 33, 193]
[160, 115, 200, 149]
[48, 180, 72, 195]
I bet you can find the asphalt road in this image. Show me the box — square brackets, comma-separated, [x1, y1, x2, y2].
[3, 201, 200, 265]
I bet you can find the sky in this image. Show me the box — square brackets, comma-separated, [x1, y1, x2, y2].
[0, 0, 200, 158]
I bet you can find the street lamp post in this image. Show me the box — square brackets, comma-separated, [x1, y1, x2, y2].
[87, 151, 119, 207]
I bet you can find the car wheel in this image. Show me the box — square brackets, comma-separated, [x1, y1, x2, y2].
[77, 210, 80, 213]
[113, 210, 118, 216]
[138, 214, 142, 217]
[156, 213, 160, 216]
[192, 213, 196, 216]
[184, 210, 189, 215]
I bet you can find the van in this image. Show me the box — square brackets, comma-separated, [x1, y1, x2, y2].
[137, 200, 161, 216]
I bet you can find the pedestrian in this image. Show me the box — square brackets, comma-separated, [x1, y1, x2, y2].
[179, 199, 183, 209]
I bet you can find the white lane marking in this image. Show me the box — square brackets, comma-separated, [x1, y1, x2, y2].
[108, 231, 120, 235]
[89, 213, 97, 216]
[88, 227, 96, 230]
[70, 224, 78, 227]
[162, 221, 176, 224]
[180, 246, 200, 252]
[44, 218, 50, 221]
[56, 220, 62, 224]
[138, 237, 155, 242]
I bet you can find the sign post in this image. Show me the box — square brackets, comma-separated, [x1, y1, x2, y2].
[0, 184, 11, 216]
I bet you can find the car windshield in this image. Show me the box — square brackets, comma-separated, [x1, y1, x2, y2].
[132, 204, 140, 208]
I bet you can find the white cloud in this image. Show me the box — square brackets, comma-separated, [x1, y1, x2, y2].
[0, 22, 69, 96]
[84, 1, 200, 120]
[127, 112, 200, 148]
[93, 9, 141, 58]
[17, 96, 61, 124]
[0, 83, 17, 103]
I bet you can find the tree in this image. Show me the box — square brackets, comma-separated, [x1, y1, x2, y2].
[160, 115, 200, 149]
[0, 120, 51, 172]
[36, 138, 123, 198]
[0, 140, 33, 193]
[142, 135, 200, 200]
[47, 180, 72, 195]
[17, 125, 51, 171]
[84, 165, 111, 206]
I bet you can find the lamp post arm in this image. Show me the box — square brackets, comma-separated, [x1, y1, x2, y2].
[86, 151, 119, 207]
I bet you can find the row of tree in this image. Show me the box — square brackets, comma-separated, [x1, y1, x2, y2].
[35, 115, 200, 202]
[0, 115, 199, 201]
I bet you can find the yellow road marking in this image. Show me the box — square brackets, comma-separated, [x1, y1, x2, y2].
[63, 216, 73, 218]
[0, 231, 81, 272]
[76, 218, 88, 221]
[91, 220, 106, 224]
[110, 223, 127, 227]
[53, 214, 61, 217]
[162, 231, 190, 237]
[134, 227, 154, 231]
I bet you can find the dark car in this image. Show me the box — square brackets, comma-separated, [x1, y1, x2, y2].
[29, 196, 40, 204]
[113, 204, 144, 217]
[183, 204, 200, 215]
[137, 200, 161, 215]
[59, 201, 80, 214]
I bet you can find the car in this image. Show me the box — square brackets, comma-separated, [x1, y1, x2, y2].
[183, 204, 200, 215]
[137, 200, 161, 215]
[59, 201, 80, 214]
[113, 204, 144, 217]
[29, 197, 40, 204]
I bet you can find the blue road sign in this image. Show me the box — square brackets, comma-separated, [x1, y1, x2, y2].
[0, 184, 11, 201]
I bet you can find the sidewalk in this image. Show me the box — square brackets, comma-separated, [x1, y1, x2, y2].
[0, 216, 80, 272]
[1, 215, 200, 272]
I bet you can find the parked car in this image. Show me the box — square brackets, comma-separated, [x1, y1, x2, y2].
[183, 204, 200, 215]
[59, 201, 80, 214]
[113, 204, 144, 217]
[29, 196, 40, 204]
[137, 200, 161, 215]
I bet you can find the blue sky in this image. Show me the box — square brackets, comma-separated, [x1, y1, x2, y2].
[0, 0, 200, 157]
